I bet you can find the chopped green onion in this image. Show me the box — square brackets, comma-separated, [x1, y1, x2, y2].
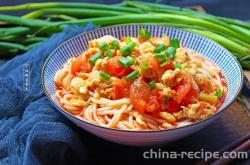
[140, 65, 150, 70]
[99, 42, 109, 52]
[126, 70, 139, 81]
[154, 44, 167, 53]
[143, 60, 148, 66]
[166, 47, 176, 59]
[110, 40, 119, 50]
[121, 41, 136, 56]
[106, 49, 113, 58]
[154, 52, 166, 58]
[216, 89, 223, 98]
[100, 71, 110, 81]
[89, 52, 102, 65]
[119, 56, 134, 67]
[149, 81, 156, 89]
[126, 56, 134, 66]
[174, 63, 182, 70]
[170, 38, 180, 48]
[139, 28, 151, 39]
[118, 57, 130, 68]
[159, 60, 169, 67]
[125, 37, 133, 44]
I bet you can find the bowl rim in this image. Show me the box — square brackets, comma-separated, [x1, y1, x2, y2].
[41, 23, 243, 133]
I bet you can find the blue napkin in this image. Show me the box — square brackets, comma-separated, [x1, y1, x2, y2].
[0, 24, 96, 165]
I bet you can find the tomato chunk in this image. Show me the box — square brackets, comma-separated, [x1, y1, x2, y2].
[166, 99, 180, 113]
[181, 87, 199, 106]
[145, 95, 160, 113]
[129, 78, 151, 113]
[105, 56, 132, 76]
[175, 74, 192, 104]
[113, 78, 131, 99]
[71, 60, 82, 75]
[163, 59, 174, 70]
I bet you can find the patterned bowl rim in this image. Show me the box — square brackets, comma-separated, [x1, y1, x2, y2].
[41, 24, 243, 133]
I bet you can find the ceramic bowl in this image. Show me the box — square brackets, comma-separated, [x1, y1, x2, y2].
[42, 24, 243, 146]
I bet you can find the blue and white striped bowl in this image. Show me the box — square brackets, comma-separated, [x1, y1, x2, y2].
[42, 24, 243, 146]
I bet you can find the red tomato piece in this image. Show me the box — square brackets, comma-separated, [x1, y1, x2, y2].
[71, 60, 83, 75]
[105, 56, 132, 76]
[163, 59, 174, 70]
[129, 79, 151, 113]
[113, 78, 131, 99]
[166, 99, 180, 113]
[148, 56, 159, 71]
[175, 74, 192, 104]
[145, 96, 160, 113]
[181, 87, 199, 106]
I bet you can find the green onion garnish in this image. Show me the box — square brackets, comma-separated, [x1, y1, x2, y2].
[170, 38, 180, 48]
[139, 28, 151, 39]
[110, 40, 119, 50]
[89, 52, 102, 65]
[118, 56, 134, 67]
[99, 42, 109, 52]
[166, 47, 176, 59]
[126, 70, 139, 81]
[140, 65, 150, 70]
[154, 52, 167, 58]
[149, 81, 156, 89]
[121, 41, 136, 56]
[125, 37, 133, 44]
[216, 89, 223, 98]
[118, 57, 130, 68]
[126, 56, 134, 66]
[106, 49, 113, 58]
[174, 63, 182, 70]
[100, 71, 110, 80]
[159, 60, 169, 67]
[154, 44, 167, 53]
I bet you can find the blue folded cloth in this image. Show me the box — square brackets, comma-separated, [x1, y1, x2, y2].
[0, 24, 96, 165]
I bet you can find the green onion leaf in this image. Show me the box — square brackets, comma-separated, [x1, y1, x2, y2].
[149, 81, 156, 89]
[126, 56, 134, 66]
[89, 52, 102, 65]
[154, 44, 166, 53]
[126, 70, 139, 81]
[118, 57, 129, 68]
[174, 63, 182, 70]
[170, 38, 180, 48]
[166, 47, 176, 59]
[140, 65, 150, 70]
[139, 28, 151, 39]
[216, 89, 223, 98]
[99, 42, 109, 52]
[106, 49, 113, 58]
[121, 41, 136, 56]
[159, 60, 169, 67]
[110, 40, 119, 50]
[125, 37, 133, 44]
[143, 60, 148, 66]
[154, 52, 166, 58]
[119, 56, 134, 67]
[100, 71, 110, 81]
